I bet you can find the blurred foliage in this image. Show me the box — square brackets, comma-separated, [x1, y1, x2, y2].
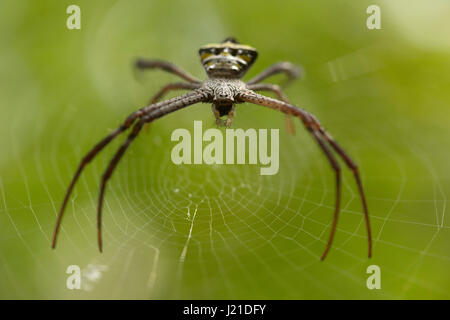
[0, 0, 449, 299]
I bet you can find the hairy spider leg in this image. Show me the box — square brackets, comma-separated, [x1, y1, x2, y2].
[225, 104, 236, 127]
[238, 90, 371, 260]
[247, 61, 302, 86]
[247, 62, 302, 135]
[211, 104, 223, 126]
[318, 129, 372, 258]
[141, 82, 201, 133]
[135, 59, 202, 132]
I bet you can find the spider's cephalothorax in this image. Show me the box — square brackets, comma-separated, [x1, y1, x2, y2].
[52, 37, 372, 261]
[199, 37, 258, 79]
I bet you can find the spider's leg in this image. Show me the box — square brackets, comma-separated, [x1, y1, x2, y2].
[309, 130, 341, 260]
[52, 93, 204, 249]
[51, 111, 142, 249]
[149, 82, 201, 104]
[211, 104, 224, 126]
[97, 120, 144, 252]
[143, 82, 201, 133]
[238, 91, 371, 259]
[248, 83, 290, 101]
[135, 58, 201, 83]
[246, 62, 302, 86]
[225, 104, 236, 127]
[313, 121, 372, 258]
[210, 104, 236, 127]
[96, 91, 207, 251]
[248, 83, 295, 135]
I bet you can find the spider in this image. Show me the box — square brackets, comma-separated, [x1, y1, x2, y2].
[51, 37, 372, 260]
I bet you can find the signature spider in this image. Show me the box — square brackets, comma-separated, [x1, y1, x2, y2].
[52, 37, 372, 260]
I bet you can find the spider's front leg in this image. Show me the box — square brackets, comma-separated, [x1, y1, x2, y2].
[52, 91, 208, 251]
[135, 59, 202, 131]
[238, 90, 372, 260]
[144, 82, 200, 133]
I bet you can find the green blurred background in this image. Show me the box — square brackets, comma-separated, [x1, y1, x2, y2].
[0, 0, 449, 299]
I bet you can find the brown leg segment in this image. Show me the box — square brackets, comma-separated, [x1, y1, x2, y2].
[248, 83, 296, 135]
[52, 91, 208, 250]
[143, 82, 200, 133]
[318, 130, 372, 258]
[211, 105, 224, 126]
[51, 111, 143, 249]
[225, 104, 236, 127]
[135, 58, 201, 83]
[246, 62, 302, 86]
[95, 91, 207, 251]
[238, 90, 371, 260]
[148, 82, 200, 104]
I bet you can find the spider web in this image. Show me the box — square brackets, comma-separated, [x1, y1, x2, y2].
[0, 0, 449, 300]
[0, 97, 449, 299]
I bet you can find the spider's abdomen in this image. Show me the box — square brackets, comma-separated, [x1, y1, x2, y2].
[199, 39, 258, 78]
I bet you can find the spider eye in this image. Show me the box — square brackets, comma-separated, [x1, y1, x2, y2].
[210, 48, 219, 55]
[229, 48, 238, 56]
